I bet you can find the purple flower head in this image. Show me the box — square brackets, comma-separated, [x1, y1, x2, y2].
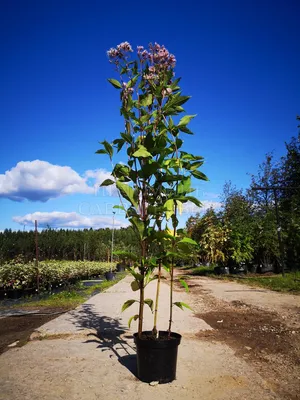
[148, 42, 176, 71]
[121, 82, 134, 101]
[107, 47, 119, 59]
[116, 41, 133, 53]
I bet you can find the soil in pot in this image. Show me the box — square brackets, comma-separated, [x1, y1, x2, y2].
[134, 331, 181, 384]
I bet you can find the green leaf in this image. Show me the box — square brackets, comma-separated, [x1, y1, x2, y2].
[191, 170, 208, 181]
[116, 181, 138, 208]
[113, 138, 125, 152]
[108, 78, 122, 89]
[179, 237, 198, 246]
[144, 298, 154, 312]
[132, 145, 152, 158]
[140, 114, 151, 123]
[140, 93, 153, 107]
[162, 263, 170, 273]
[121, 132, 132, 144]
[113, 163, 130, 178]
[100, 179, 114, 187]
[184, 196, 202, 207]
[121, 299, 137, 312]
[127, 268, 144, 281]
[164, 199, 174, 220]
[128, 314, 139, 328]
[179, 279, 189, 293]
[173, 302, 193, 311]
[178, 115, 196, 126]
[131, 281, 140, 291]
[127, 75, 139, 88]
[100, 140, 113, 159]
[180, 152, 204, 161]
[130, 216, 144, 238]
[177, 177, 191, 195]
[95, 149, 108, 155]
[190, 161, 204, 170]
[167, 94, 191, 108]
[113, 205, 126, 212]
[178, 125, 193, 134]
[138, 162, 160, 179]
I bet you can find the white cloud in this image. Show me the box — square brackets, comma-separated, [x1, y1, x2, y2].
[84, 169, 118, 197]
[182, 200, 222, 214]
[0, 160, 115, 202]
[13, 211, 128, 229]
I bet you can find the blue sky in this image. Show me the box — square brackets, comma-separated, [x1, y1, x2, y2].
[0, 0, 299, 231]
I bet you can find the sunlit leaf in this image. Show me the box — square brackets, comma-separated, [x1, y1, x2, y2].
[121, 299, 137, 312]
[108, 78, 122, 89]
[144, 298, 154, 312]
[128, 314, 139, 328]
[173, 301, 193, 311]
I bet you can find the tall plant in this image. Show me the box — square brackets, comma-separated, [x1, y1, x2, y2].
[97, 42, 207, 337]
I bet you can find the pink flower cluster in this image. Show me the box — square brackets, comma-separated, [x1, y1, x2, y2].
[138, 43, 176, 70]
[122, 82, 134, 101]
[107, 41, 176, 72]
[107, 41, 133, 61]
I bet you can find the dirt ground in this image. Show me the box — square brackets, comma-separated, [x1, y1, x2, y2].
[0, 308, 68, 354]
[180, 276, 300, 400]
[0, 274, 299, 400]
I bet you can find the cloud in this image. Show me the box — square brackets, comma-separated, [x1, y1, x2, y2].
[0, 160, 115, 202]
[13, 211, 128, 229]
[84, 169, 118, 197]
[182, 200, 222, 214]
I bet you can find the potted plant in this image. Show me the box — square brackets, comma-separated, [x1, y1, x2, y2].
[114, 250, 137, 272]
[97, 41, 207, 383]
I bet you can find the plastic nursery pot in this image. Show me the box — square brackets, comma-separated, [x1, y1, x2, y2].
[116, 263, 126, 272]
[133, 331, 182, 384]
[105, 271, 115, 281]
[7, 289, 23, 299]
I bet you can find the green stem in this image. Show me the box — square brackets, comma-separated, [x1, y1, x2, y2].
[152, 260, 162, 338]
[138, 269, 144, 337]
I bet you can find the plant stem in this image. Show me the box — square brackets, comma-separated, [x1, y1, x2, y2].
[168, 172, 179, 338]
[138, 270, 144, 337]
[152, 260, 162, 338]
[168, 256, 174, 337]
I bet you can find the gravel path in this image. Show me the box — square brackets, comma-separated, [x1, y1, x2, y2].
[0, 275, 292, 400]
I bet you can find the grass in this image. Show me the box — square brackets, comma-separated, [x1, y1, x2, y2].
[183, 264, 300, 294]
[190, 265, 216, 276]
[226, 272, 300, 294]
[5, 272, 127, 310]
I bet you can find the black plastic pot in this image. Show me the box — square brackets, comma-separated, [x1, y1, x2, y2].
[134, 331, 181, 384]
[116, 263, 126, 272]
[261, 263, 274, 274]
[7, 289, 23, 299]
[105, 271, 115, 281]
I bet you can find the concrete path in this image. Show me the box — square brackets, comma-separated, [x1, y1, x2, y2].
[0, 276, 279, 400]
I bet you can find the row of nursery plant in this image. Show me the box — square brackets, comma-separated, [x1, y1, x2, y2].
[0, 260, 114, 291]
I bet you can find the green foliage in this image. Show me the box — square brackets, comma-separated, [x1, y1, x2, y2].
[0, 260, 114, 291]
[226, 272, 300, 293]
[0, 226, 140, 264]
[187, 122, 300, 273]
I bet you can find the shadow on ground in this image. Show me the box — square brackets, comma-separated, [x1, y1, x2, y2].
[70, 304, 137, 378]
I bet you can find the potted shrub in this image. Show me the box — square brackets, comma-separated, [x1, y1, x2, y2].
[97, 41, 207, 383]
[114, 250, 137, 272]
[104, 269, 115, 281]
